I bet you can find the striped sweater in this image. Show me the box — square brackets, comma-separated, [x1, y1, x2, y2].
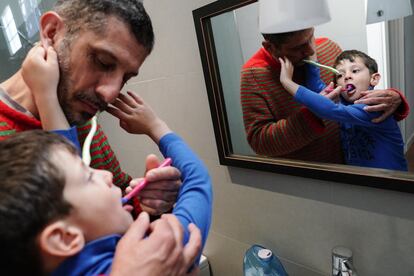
[0, 100, 131, 190]
[241, 38, 344, 163]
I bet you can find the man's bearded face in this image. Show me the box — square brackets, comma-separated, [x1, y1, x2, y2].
[55, 37, 107, 126]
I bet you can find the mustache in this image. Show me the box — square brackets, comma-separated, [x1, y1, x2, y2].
[76, 92, 108, 111]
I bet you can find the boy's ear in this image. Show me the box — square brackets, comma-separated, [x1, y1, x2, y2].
[370, 72, 381, 87]
[39, 11, 65, 48]
[39, 221, 85, 258]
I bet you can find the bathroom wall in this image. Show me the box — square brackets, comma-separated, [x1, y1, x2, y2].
[99, 0, 414, 275]
[405, 7, 414, 147]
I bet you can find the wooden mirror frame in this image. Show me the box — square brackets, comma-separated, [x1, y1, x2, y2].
[193, 0, 414, 193]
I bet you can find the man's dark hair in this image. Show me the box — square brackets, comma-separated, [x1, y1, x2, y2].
[54, 0, 154, 54]
[334, 49, 378, 74]
[262, 29, 305, 45]
[0, 131, 76, 275]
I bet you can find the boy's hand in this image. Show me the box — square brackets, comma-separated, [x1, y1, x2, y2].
[354, 89, 402, 123]
[279, 57, 299, 95]
[21, 45, 59, 101]
[126, 154, 181, 216]
[22, 45, 69, 130]
[107, 91, 172, 143]
[279, 57, 294, 84]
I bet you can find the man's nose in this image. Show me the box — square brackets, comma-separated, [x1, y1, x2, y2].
[95, 76, 123, 104]
[302, 48, 315, 57]
[303, 46, 314, 58]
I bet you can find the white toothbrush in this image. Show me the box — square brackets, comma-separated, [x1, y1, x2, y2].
[303, 59, 340, 75]
[82, 112, 99, 166]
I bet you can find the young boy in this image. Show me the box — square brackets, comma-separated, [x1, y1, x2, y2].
[1, 46, 212, 274]
[279, 50, 407, 171]
[0, 127, 212, 275]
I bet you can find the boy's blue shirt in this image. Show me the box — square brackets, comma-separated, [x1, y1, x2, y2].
[53, 126, 81, 152]
[52, 132, 213, 275]
[52, 235, 118, 276]
[294, 64, 407, 171]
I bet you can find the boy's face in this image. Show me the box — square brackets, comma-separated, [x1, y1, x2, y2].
[54, 148, 133, 241]
[335, 57, 377, 103]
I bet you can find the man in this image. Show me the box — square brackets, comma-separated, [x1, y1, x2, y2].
[240, 0, 408, 163]
[1, 1, 177, 212]
[0, 0, 198, 274]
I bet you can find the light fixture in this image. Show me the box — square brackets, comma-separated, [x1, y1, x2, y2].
[366, 0, 413, 24]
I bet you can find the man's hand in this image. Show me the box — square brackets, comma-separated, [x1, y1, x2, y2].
[157, 214, 202, 275]
[354, 89, 402, 123]
[111, 212, 201, 276]
[320, 82, 341, 103]
[126, 154, 181, 216]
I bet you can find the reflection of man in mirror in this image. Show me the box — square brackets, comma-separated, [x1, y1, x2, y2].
[240, 0, 409, 163]
[278, 50, 408, 171]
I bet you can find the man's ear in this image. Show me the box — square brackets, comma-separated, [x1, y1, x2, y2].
[262, 40, 279, 59]
[262, 40, 271, 52]
[370, 72, 381, 87]
[39, 221, 85, 258]
[39, 11, 65, 48]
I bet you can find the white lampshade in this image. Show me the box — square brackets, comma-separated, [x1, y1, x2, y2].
[259, 0, 331, 34]
[366, 0, 413, 24]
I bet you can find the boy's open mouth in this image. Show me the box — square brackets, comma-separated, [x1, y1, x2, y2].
[345, 84, 356, 96]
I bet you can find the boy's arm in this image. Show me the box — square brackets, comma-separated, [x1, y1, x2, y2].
[22, 45, 81, 151]
[241, 67, 328, 157]
[304, 64, 327, 92]
[159, 133, 212, 251]
[294, 86, 395, 128]
[280, 57, 338, 100]
[106, 92, 182, 216]
[107, 92, 212, 262]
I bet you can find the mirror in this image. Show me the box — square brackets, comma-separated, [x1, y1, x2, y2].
[193, 0, 414, 193]
[0, 0, 57, 81]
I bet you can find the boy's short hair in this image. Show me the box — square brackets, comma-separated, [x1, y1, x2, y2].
[53, 0, 154, 54]
[334, 49, 378, 75]
[0, 131, 77, 275]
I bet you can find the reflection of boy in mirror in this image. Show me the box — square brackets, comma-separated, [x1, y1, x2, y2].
[240, 0, 409, 163]
[279, 50, 407, 171]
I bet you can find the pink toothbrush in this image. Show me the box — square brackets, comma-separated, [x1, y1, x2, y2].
[325, 84, 355, 93]
[121, 158, 172, 205]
